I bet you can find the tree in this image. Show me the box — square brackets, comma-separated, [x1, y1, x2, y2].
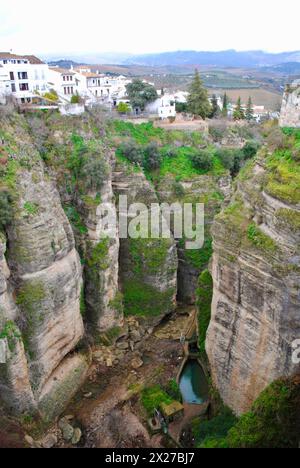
[117, 102, 130, 114]
[71, 92, 81, 104]
[187, 70, 211, 119]
[175, 101, 188, 113]
[191, 150, 213, 171]
[210, 94, 220, 118]
[233, 97, 245, 120]
[245, 97, 254, 121]
[126, 79, 158, 111]
[222, 93, 228, 117]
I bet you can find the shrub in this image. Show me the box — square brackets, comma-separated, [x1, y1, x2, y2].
[192, 406, 237, 448]
[81, 154, 109, 191]
[117, 102, 130, 114]
[166, 379, 182, 402]
[227, 378, 300, 448]
[243, 140, 260, 159]
[141, 385, 173, 416]
[0, 191, 13, 229]
[172, 180, 185, 198]
[119, 140, 143, 165]
[70, 93, 81, 104]
[191, 150, 213, 172]
[142, 142, 162, 171]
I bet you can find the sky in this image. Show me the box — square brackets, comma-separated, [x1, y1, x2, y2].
[0, 0, 299, 57]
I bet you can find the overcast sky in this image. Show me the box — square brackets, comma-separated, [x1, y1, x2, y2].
[0, 0, 299, 56]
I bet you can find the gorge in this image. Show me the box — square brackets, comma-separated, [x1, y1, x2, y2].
[0, 109, 299, 448]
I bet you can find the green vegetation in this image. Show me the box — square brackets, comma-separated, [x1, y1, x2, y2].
[227, 378, 300, 448]
[70, 93, 81, 104]
[129, 238, 170, 275]
[233, 97, 245, 120]
[86, 238, 110, 272]
[183, 238, 213, 270]
[68, 134, 109, 191]
[141, 385, 174, 416]
[245, 97, 254, 121]
[187, 70, 211, 119]
[196, 270, 213, 355]
[123, 280, 174, 318]
[16, 281, 46, 315]
[167, 379, 182, 402]
[117, 102, 130, 114]
[265, 149, 300, 204]
[24, 201, 39, 216]
[276, 208, 300, 233]
[0, 191, 13, 229]
[64, 204, 88, 235]
[191, 150, 213, 172]
[192, 406, 237, 448]
[193, 377, 300, 448]
[126, 79, 158, 111]
[109, 291, 124, 316]
[0, 321, 22, 352]
[247, 222, 278, 253]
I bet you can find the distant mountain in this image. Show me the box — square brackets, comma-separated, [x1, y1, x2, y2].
[261, 62, 300, 75]
[44, 52, 133, 65]
[47, 59, 84, 69]
[124, 50, 300, 68]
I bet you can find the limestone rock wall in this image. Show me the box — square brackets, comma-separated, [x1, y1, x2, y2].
[156, 174, 231, 304]
[206, 154, 300, 415]
[279, 81, 300, 128]
[113, 161, 178, 326]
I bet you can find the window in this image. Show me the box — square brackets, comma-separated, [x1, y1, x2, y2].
[70, 87, 73, 94]
[21, 98, 25, 104]
[11, 83, 16, 92]
[63, 76, 66, 81]
[9, 72, 14, 80]
[19, 83, 29, 91]
[3, 60, 7, 64]
[18, 72, 28, 80]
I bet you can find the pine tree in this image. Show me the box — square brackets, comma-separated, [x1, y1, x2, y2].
[222, 93, 228, 117]
[233, 97, 245, 120]
[187, 70, 211, 119]
[210, 94, 220, 118]
[245, 96, 254, 121]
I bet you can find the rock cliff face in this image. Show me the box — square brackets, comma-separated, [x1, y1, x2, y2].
[0, 115, 88, 418]
[156, 174, 231, 304]
[206, 148, 300, 415]
[113, 160, 178, 326]
[280, 80, 300, 128]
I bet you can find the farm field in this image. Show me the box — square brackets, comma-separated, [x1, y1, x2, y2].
[210, 88, 282, 110]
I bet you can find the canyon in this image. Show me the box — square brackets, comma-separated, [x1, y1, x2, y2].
[0, 110, 299, 447]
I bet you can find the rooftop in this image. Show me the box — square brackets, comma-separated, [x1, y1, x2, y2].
[49, 67, 75, 75]
[160, 401, 184, 417]
[0, 52, 44, 64]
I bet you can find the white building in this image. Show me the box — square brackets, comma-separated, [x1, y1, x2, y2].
[146, 94, 176, 119]
[48, 67, 78, 102]
[0, 52, 49, 104]
[73, 67, 131, 105]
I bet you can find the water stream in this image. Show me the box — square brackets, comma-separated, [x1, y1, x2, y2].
[179, 359, 209, 404]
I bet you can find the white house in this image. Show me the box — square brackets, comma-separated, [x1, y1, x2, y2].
[146, 94, 176, 119]
[73, 67, 132, 106]
[0, 52, 49, 104]
[48, 67, 78, 102]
